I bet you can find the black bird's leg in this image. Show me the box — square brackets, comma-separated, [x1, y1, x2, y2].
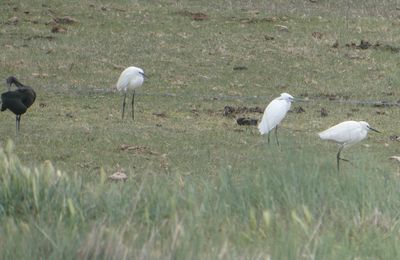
[16, 115, 21, 133]
[122, 92, 127, 119]
[275, 125, 280, 146]
[131, 90, 135, 120]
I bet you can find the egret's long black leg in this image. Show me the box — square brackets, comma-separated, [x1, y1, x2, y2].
[275, 125, 280, 146]
[336, 147, 341, 172]
[131, 90, 135, 120]
[122, 92, 127, 119]
[336, 146, 350, 171]
[268, 132, 270, 144]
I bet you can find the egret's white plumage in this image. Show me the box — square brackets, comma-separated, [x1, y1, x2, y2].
[318, 120, 380, 171]
[116, 66, 146, 120]
[258, 93, 294, 145]
[117, 66, 145, 92]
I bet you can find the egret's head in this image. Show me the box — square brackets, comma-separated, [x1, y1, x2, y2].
[126, 66, 147, 79]
[359, 121, 380, 133]
[136, 68, 147, 79]
[280, 93, 294, 102]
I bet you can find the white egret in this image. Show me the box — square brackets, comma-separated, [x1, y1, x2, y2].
[116, 66, 146, 120]
[318, 121, 380, 171]
[258, 92, 294, 145]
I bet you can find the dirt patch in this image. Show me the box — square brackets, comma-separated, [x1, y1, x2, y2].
[108, 170, 128, 182]
[233, 66, 248, 71]
[46, 15, 78, 34]
[88, 4, 125, 12]
[24, 35, 55, 41]
[152, 112, 167, 118]
[275, 25, 289, 32]
[312, 31, 322, 39]
[119, 145, 169, 173]
[39, 102, 48, 108]
[292, 106, 305, 113]
[51, 25, 67, 33]
[190, 109, 199, 116]
[119, 144, 160, 156]
[372, 101, 397, 107]
[314, 93, 350, 101]
[320, 108, 328, 117]
[223, 106, 263, 117]
[6, 16, 19, 25]
[236, 16, 281, 24]
[65, 112, 74, 118]
[345, 40, 400, 53]
[175, 10, 208, 21]
[54, 16, 78, 24]
[346, 40, 375, 49]
[237, 117, 258, 126]
[265, 35, 275, 41]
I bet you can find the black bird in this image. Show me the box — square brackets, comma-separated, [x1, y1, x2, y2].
[1, 76, 36, 133]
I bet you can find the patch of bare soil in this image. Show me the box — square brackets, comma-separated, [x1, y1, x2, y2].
[223, 106, 263, 117]
[6, 16, 19, 25]
[234, 15, 285, 24]
[312, 31, 323, 39]
[51, 24, 67, 33]
[372, 101, 398, 107]
[292, 106, 305, 113]
[53, 16, 78, 24]
[108, 169, 128, 182]
[344, 40, 400, 52]
[119, 144, 160, 156]
[233, 66, 248, 71]
[46, 15, 78, 33]
[175, 10, 208, 21]
[118, 145, 169, 173]
[24, 35, 55, 41]
[320, 108, 328, 117]
[313, 93, 350, 101]
[237, 117, 258, 126]
[152, 112, 167, 118]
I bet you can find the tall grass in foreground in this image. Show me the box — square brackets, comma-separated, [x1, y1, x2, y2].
[1, 139, 400, 259]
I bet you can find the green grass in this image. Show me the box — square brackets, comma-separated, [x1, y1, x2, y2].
[0, 0, 400, 259]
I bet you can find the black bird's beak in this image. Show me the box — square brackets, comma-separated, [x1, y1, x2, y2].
[368, 126, 381, 133]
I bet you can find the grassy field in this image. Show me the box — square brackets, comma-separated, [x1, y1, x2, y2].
[1, 0, 400, 259]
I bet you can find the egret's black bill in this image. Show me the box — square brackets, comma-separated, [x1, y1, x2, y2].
[139, 72, 148, 78]
[368, 126, 380, 133]
[292, 97, 307, 102]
